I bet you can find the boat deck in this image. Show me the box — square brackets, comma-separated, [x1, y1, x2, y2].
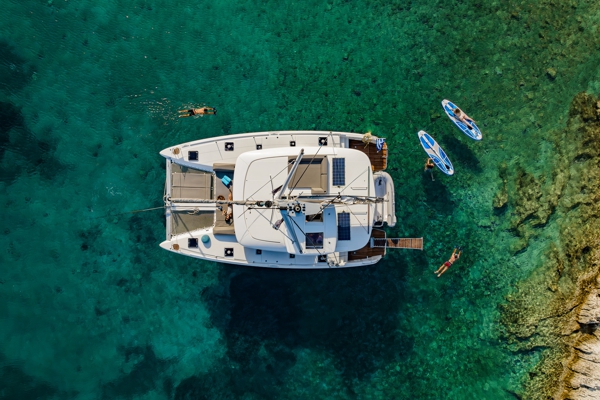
[348, 229, 386, 261]
[349, 140, 387, 171]
[171, 164, 213, 199]
[171, 211, 214, 236]
[372, 237, 423, 250]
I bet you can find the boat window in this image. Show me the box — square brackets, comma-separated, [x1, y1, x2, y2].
[305, 213, 323, 222]
[305, 232, 324, 249]
[337, 212, 351, 241]
[332, 158, 345, 186]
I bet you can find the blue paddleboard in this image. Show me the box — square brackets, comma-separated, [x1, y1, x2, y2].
[418, 130, 454, 175]
[442, 99, 482, 141]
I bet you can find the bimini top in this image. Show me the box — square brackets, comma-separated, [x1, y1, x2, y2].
[232, 146, 375, 255]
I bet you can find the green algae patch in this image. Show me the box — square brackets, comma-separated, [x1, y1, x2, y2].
[500, 92, 600, 399]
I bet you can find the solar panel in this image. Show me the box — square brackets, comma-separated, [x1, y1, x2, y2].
[337, 212, 351, 241]
[332, 158, 345, 186]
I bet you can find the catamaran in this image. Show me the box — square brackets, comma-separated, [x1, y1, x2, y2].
[160, 131, 422, 268]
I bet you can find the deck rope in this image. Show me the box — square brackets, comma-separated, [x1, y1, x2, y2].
[88, 205, 165, 220]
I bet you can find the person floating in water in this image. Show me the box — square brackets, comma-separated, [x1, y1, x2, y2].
[435, 246, 462, 278]
[178, 106, 217, 118]
[453, 108, 475, 130]
[424, 158, 435, 181]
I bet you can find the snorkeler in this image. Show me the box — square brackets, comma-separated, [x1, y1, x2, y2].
[178, 106, 217, 118]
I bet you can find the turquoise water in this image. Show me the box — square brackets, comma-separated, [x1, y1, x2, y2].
[1, 0, 600, 398]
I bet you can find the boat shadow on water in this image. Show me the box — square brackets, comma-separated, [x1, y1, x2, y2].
[198, 263, 414, 392]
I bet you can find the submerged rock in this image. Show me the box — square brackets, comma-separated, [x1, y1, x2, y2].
[500, 91, 600, 399]
[493, 163, 508, 210]
[570, 92, 600, 122]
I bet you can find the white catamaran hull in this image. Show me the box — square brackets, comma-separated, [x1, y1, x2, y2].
[160, 130, 401, 269]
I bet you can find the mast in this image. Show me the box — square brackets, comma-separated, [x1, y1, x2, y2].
[276, 148, 304, 200]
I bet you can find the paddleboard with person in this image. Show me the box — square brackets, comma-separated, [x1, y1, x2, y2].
[442, 99, 482, 140]
[418, 130, 454, 176]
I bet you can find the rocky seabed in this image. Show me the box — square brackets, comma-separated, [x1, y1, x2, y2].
[500, 93, 600, 399]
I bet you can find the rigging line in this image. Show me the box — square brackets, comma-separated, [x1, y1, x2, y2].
[287, 145, 322, 196]
[87, 206, 165, 220]
[281, 213, 303, 254]
[173, 211, 196, 238]
[307, 193, 341, 222]
[319, 185, 341, 266]
[245, 160, 294, 201]
[328, 131, 337, 157]
[287, 213, 324, 256]
[342, 203, 370, 234]
[234, 206, 270, 243]
[233, 203, 275, 239]
[253, 208, 295, 243]
[337, 167, 370, 197]
[131, 206, 165, 213]
[235, 203, 257, 220]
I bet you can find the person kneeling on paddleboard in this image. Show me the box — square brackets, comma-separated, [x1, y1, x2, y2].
[453, 108, 475, 130]
[435, 246, 462, 277]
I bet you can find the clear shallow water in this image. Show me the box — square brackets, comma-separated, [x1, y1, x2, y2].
[1, 0, 599, 399]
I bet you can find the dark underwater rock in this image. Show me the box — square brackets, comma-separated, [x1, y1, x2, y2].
[546, 67, 557, 80]
[570, 92, 600, 123]
[493, 163, 508, 210]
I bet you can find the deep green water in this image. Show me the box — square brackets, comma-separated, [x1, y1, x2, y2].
[1, 0, 600, 399]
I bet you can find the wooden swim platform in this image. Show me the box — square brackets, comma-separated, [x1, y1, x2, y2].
[349, 139, 388, 171]
[348, 229, 386, 261]
[372, 237, 423, 250]
[348, 231, 423, 261]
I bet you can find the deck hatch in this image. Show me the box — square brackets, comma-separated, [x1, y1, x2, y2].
[306, 232, 324, 249]
[332, 158, 346, 186]
[337, 212, 351, 241]
[188, 151, 198, 161]
[188, 238, 198, 248]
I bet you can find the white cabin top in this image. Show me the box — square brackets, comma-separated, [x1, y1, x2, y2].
[232, 146, 374, 254]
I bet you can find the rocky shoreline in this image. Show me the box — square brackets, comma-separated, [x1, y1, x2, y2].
[563, 275, 600, 399]
[499, 92, 600, 399]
